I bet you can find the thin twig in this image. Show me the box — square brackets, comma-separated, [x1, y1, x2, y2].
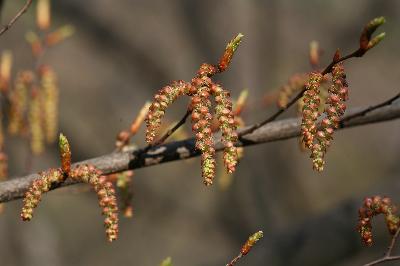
[0, 0, 33, 37]
[143, 109, 191, 153]
[226, 253, 242, 266]
[363, 227, 400, 266]
[341, 92, 400, 124]
[153, 109, 191, 146]
[238, 87, 306, 137]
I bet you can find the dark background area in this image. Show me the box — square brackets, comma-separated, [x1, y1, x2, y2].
[0, 1, 399, 265]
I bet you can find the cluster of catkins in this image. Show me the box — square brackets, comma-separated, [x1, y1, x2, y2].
[300, 58, 349, 171]
[6, 63, 60, 155]
[299, 17, 386, 171]
[357, 196, 400, 246]
[275, 42, 332, 153]
[0, 0, 73, 179]
[21, 134, 119, 242]
[146, 34, 243, 185]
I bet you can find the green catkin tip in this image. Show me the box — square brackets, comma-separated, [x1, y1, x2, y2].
[228, 33, 244, 52]
[241, 230, 264, 255]
[59, 133, 69, 149]
[368, 17, 386, 28]
[218, 33, 244, 71]
[59, 133, 71, 174]
[368, 32, 386, 49]
[360, 17, 386, 51]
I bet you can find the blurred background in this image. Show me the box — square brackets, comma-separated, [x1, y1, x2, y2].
[0, 0, 400, 265]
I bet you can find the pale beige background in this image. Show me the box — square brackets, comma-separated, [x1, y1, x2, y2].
[0, 1, 399, 265]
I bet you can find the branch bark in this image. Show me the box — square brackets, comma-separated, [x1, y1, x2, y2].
[0, 100, 399, 203]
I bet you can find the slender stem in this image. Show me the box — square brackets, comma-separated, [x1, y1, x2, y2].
[154, 109, 191, 146]
[143, 109, 191, 153]
[226, 253, 243, 266]
[364, 256, 400, 266]
[386, 227, 400, 256]
[341, 92, 400, 125]
[363, 227, 400, 266]
[321, 49, 363, 75]
[0, 0, 33, 37]
[238, 87, 306, 137]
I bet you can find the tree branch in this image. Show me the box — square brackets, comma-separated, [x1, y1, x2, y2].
[0, 99, 398, 203]
[0, 0, 33, 37]
[341, 92, 400, 124]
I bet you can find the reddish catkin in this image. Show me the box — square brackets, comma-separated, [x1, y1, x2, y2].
[21, 134, 119, 242]
[297, 75, 330, 115]
[21, 168, 64, 221]
[40, 65, 59, 143]
[28, 87, 45, 155]
[8, 71, 34, 136]
[211, 84, 238, 173]
[191, 82, 216, 185]
[145, 80, 189, 143]
[70, 164, 119, 242]
[357, 196, 400, 246]
[300, 72, 323, 150]
[311, 62, 348, 171]
[218, 89, 247, 189]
